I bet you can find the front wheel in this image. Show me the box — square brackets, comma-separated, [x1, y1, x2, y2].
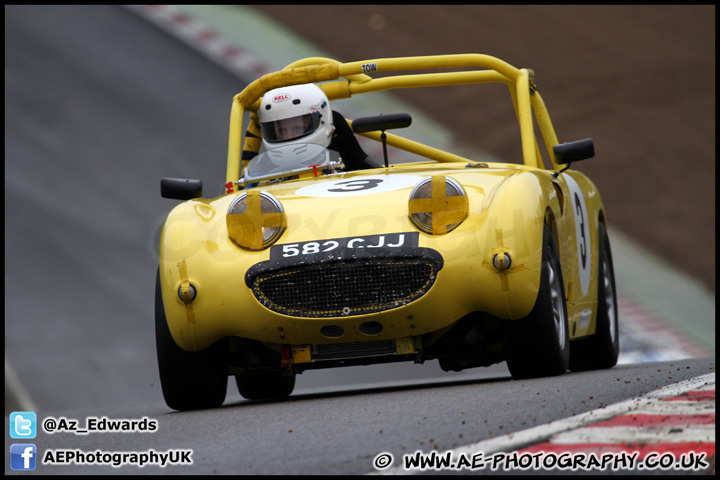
[504, 224, 569, 379]
[155, 270, 228, 411]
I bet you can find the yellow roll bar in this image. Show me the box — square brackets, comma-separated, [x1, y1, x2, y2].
[226, 54, 562, 185]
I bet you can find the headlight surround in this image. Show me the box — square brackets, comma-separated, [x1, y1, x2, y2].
[408, 175, 468, 234]
[227, 191, 286, 250]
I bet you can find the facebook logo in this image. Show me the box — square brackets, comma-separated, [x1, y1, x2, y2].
[10, 411, 37, 439]
[10, 444, 37, 471]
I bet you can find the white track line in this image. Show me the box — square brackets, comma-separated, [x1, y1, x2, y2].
[373, 373, 714, 474]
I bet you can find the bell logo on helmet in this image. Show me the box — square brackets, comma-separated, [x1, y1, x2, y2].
[272, 93, 291, 103]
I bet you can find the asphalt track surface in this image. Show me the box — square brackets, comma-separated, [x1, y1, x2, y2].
[4, 5, 715, 475]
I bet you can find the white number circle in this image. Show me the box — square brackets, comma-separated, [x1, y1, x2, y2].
[296, 175, 423, 197]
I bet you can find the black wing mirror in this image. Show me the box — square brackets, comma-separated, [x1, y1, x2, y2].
[553, 138, 594, 164]
[161, 177, 203, 200]
[552, 138, 594, 177]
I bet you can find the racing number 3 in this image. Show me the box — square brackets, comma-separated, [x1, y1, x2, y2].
[564, 174, 591, 297]
[295, 174, 422, 198]
[327, 179, 383, 192]
[574, 192, 587, 269]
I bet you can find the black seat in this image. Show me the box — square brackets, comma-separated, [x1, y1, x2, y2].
[329, 110, 375, 170]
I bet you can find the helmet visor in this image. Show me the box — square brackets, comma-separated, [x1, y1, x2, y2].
[261, 112, 322, 143]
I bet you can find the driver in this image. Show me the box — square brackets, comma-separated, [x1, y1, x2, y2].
[257, 83, 375, 171]
[258, 83, 334, 150]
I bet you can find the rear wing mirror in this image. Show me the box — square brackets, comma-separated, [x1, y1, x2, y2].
[352, 113, 412, 167]
[351, 113, 412, 133]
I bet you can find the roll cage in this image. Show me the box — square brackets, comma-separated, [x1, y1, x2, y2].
[225, 54, 582, 189]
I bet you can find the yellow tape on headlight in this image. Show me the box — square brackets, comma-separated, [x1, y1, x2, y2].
[408, 175, 468, 234]
[227, 191, 287, 250]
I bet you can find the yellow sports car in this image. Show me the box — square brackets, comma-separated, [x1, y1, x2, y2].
[156, 54, 618, 411]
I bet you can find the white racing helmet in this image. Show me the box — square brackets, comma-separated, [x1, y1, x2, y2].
[258, 83, 334, 150]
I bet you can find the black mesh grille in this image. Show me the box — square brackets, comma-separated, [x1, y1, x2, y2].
[251, 259, 438, 317]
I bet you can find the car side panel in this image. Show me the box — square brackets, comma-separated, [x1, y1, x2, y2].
[556, 170, 605, 339]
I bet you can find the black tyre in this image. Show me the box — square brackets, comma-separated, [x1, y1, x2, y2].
[505, 224, 570, 379]
[235, 372, 296, 400]
[569, 222, 619, 371]
[155, 270, 228, 411]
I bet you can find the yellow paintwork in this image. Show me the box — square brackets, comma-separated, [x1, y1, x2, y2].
[159, 54, 607, 355]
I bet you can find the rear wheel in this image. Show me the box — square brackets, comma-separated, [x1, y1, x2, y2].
[155, 270, 228, 411]
[569, 222, 619, 370]
[235, 372, 296, 400]
[505, 224, 569, 379]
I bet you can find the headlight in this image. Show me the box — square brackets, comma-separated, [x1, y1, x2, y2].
[408, 175, 468, 234]
[227, 191, 286, 250]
